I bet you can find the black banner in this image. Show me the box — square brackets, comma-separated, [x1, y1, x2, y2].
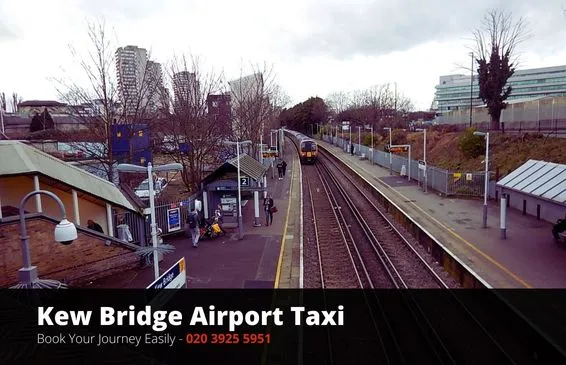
[1, 289, 565, 364]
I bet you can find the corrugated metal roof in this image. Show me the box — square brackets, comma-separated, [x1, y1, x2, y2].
[0, 141, 137, 211]
[497, 159, 566, 205]
[227, 154, 268, 181]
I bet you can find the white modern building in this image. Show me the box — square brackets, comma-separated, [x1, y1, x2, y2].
[228, 73, 263, 104]
[228, 73, 264, 136]
[433, 65, 566, 115]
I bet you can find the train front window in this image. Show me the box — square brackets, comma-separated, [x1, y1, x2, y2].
[302, 141, 316, 152]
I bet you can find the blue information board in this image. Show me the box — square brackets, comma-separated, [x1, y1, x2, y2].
[167, 208, 181, 232]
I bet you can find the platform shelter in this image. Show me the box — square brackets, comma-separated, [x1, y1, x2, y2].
[200, 154, 269, 227]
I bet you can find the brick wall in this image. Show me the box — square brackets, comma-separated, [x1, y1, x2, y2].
[0, 216, 141, 287]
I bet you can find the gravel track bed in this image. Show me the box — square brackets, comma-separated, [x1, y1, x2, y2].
[302, 165, 361, 288]
[301, 167, 322, 289]
[316, 163, 397, 288]
[320, 151, 461, 288]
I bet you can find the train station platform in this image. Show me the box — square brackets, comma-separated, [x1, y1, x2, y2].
[87, 140, 301, 289]
[318, 139, 566, 288]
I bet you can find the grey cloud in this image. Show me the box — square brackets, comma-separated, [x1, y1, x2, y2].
[76, 0, 168, 20]
[0, 22, 17, 40]
[283, 0, 564, 60]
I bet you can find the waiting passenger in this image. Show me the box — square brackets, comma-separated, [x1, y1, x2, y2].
[276, 160, 284, 180]
[263, 194, 274, 226]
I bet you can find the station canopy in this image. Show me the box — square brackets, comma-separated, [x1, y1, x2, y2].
[201, 153, 268, 185]
[497, 159, 566, 206]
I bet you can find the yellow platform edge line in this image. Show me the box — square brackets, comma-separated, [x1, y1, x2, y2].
[273, 155, 295, 289]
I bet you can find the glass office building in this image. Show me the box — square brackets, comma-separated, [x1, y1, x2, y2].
[432, 65, 566, 114]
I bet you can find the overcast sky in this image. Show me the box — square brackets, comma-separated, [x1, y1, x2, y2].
[2, 0, 566, 111]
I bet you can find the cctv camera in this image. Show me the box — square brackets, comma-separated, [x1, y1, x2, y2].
[54, 219, 78, 245]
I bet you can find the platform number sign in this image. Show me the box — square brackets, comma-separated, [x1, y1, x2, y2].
[240, 176, 250, 187]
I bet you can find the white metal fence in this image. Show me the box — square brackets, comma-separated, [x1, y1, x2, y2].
[322, 134, 496, 198]
[113, 195, 200, 245]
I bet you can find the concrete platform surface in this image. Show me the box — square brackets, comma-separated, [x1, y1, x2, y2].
[319, 139, 566, 288]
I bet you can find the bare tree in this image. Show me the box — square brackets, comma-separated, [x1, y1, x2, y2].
[11, 92, 22, 113]
[325, 91, 350, 114]
[349, 89, 368, 109]
[473, 9, 528, 130]
[54, 19, 164, 182]
[328, 82, 415, 129]
[229, 62, 282, 159]
[160, 54, 228, 192]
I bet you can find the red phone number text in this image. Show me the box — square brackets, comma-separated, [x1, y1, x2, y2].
[185, 333, 271, 345]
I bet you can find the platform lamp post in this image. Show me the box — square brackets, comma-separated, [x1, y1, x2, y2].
[416, 128, 427, 193]
[223, 139, 252, 240]
[11, 190, 78, 289]
[370, 124, 374, 164]
[0, 104, 5, 135]
[473, 131, 490, 228]
[117, 162, 183, 280]
[469, 52, 474, 127]
[383, 127, 392, 174]
[358, 126, 361, 156]
[348, 121, 352, 153]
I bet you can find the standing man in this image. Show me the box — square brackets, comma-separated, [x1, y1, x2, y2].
[263, 194, 274, 226]
[276, 159, 284, 180]
[187, 207, 200, 248]
[350, 142, 354, 156]
[281, 160, 287, 177]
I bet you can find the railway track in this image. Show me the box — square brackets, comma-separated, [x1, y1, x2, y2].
[303, 166, 363, 288]
[307, 156, 456, 363]
[289, 133, 564, 363]
[302, 158, 452, 364]
[308, 146, 563, 364]
[317, 152, 452, 289]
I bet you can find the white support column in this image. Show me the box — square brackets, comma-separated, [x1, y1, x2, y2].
[72, 189, 80, 225]
[263, 176, 268, 198]
[500, 194, 507, 239]
[203, 191, 209, 219]
[408, 146, 411, 181]
[253, 191, 261, 227]
[33, 175, 42, 213]
[106, 203, 114, 237]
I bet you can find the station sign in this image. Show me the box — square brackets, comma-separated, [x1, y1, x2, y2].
[418, 160, 427, 171]
[386, 144, 409, 153]
[147, 257, 187, 290]
[263, 151, 279, 158]
[240, 176, 250, 187]
[146, 257, 187, 308]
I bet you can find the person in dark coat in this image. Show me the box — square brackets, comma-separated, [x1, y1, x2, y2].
[87, 219, 104, 234]
[263, 194, 274, 226]
[276, 160, 284, 180]
[281, 160, 287, 176]
[350, 143, 354, 155]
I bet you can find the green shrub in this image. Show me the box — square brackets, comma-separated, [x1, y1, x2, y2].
[459, 128, 485, 159]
